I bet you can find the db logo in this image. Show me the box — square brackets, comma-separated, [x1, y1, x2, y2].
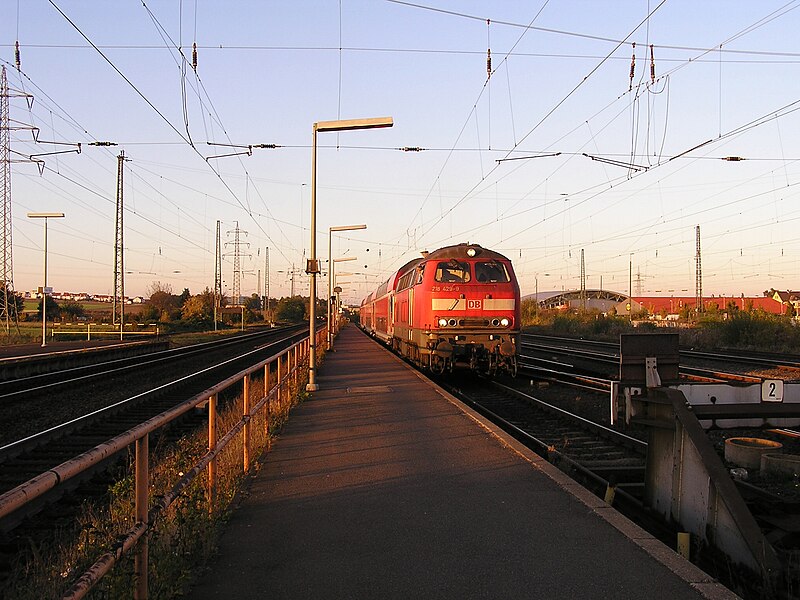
[467, 299, 482, 310]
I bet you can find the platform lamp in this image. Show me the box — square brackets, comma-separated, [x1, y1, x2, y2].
[328, 225, 366, 349]
[328, 250, 359, 351]
[307, 116, 393, 392]
[27, 212, 65, 347]
[334, 278, 353, 327]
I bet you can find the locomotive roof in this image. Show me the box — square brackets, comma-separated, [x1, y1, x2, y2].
[423, 243, 511, 263]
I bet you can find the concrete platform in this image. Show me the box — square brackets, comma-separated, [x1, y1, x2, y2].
[189, 325, 737, 599]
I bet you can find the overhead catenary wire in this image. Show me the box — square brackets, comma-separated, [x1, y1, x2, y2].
[48, 0, 297, 269]
[10, 2, 800, 298]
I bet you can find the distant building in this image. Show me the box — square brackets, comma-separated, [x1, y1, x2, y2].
[524, 290, 786, 317]
[769, 290, 800, 314]
[523, 289, 639, 314]
[636, 295, 783, 316]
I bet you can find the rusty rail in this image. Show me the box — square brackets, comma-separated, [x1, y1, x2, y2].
[0, 326, 327, 600]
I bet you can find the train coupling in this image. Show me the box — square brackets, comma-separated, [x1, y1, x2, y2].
[499, 340, 515, 357]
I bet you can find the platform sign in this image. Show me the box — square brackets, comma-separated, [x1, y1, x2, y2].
[762, 379, 784, 403]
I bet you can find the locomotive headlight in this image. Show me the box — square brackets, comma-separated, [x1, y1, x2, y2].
[500, 317, 510, 327]
[466, 247, 477, 257]
[491, 318, 500, 327]
[438, 317, 448, 327]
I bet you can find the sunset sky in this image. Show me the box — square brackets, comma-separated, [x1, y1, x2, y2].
[3, 1, 800, 303]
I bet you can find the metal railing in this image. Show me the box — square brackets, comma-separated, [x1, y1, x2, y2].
[0, 326, 327, 600]
[51, 323, 160, 340]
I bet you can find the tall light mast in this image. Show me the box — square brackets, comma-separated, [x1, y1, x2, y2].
[113, 151, 126, 330]
[695, 225, 703, 315]
[0, 66, 15, 333]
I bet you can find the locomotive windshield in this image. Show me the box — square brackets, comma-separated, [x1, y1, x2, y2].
[435, 260, 471, 283]
[475, 260, 510, 283]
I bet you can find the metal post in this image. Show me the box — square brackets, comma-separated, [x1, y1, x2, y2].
[309, 117, 390, 390]
[264, 363, 271, 441]
[134, 434, 149, 600]
[293, 345, 299, 389]
[327, 231, 332, 351]
[41, 217, 47, 347]
[28, 213, 64, 348]
[277, 354, 284, 410]
[307, 125, 319, 392]
[329, 256, 335, 350]
[207, 394, 217, 508]
[243, 374, 250, 472]
[629, 255, 633, 322]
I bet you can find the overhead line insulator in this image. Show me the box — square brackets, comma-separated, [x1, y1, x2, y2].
[192, 42, 198, 71]
[650, 44, 656, 84]
[629, 42, 636, 91]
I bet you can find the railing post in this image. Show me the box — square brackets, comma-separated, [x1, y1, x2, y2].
[134, 434, 149, 600]
[277, 354, 284, 413]
[286, 349, 294, 392]
[292, 346, 300, 389]
[243, 374, 251, 472]
[264, 362, 271, 442]
[207, 394, 217, 509]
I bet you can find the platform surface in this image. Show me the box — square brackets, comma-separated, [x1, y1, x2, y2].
[189, 325, 736, 599]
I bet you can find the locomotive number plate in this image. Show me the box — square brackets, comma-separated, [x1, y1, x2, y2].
[432, 285, 460, 292]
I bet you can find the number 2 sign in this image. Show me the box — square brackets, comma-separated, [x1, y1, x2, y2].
[762, 379, 784, 403]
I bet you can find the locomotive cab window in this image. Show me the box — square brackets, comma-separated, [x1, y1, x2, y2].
[435, 260, 471, 283]
[475, 260, 510, 283]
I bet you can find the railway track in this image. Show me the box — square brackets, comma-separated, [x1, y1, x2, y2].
[0, 325, 307, 448]
[438, 371, 800, 598]
[441, 375, 644, 482]
[0, 325, 308, 532]
[523, 332, 800, 376]
[520, 333, 791, 383]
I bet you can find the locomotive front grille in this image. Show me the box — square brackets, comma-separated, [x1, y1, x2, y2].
[458, 318, 490, 327]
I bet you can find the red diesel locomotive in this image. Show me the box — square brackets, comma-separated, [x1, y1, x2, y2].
[360, 243, 520, 375]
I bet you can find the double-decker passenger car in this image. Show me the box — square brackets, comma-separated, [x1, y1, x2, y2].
[360, 243, 520, 375]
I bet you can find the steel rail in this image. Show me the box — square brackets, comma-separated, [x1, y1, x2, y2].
[0, 327, 306, 458]
[0, 334, 308, 521]
[523, 332, 800, 371]
[0, 325, 298, 402]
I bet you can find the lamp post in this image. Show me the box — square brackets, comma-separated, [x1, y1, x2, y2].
[329, 256, 357, 350]
[307, 116, 392, 391]
[629, 254, 634, 321]
[27, 212, 65, 347]
[328, 225, 366, 349]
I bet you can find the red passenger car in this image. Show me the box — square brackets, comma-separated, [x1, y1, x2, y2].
[360, 243, 520, 375]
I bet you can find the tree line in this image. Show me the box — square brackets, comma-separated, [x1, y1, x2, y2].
[0, 281, 324, 329]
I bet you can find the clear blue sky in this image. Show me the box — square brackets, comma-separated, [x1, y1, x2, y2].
[3, 1, 800, 302]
